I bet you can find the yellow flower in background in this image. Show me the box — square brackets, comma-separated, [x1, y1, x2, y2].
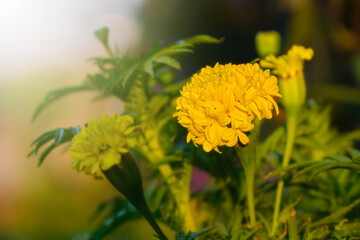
[69, 114, 137, 176]
[260, 45, 314, 80]
[174, 63, 281, 153]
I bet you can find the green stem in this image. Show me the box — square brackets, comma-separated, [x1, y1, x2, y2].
[270, 108, 298, 236]
[235, 141, 257, 228]
[157, 163, 195, 232]
[141, 132, 195, 232]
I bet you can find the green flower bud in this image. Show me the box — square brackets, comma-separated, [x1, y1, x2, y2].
[255, 31, 281, 58]
[103, 153, 168, 240]
[260, 45, 313, 109]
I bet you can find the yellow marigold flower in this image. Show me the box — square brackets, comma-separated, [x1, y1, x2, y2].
[174, 63, 281, 153]
[260, 45, 314, 79]
[69, 114, 137, 176]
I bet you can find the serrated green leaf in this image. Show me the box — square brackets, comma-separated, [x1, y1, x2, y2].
[30, 126, 81, 166]
[32, 85, 93, 122]
[154, 56, 181, 70]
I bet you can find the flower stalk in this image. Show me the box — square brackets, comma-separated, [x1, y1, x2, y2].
[139, 129, 196, 232]
[270, 106, 298, 235]
[260, 45, 313, 236]
[235, 140, 257, 227]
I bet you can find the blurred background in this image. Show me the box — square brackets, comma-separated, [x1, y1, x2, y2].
[0, 0, 359, 239]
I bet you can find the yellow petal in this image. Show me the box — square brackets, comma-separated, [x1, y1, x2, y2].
[99, 148, 120, 170]
[237, 130, 249, 145]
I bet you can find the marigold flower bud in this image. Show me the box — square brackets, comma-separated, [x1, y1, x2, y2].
[260, 45, 313, 108]
[255, 31, 281, 58]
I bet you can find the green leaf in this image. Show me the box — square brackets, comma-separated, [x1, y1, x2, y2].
[38, 143, 57, 166]
[147, 95, 170, 119]
[54, 128, 65, 145]
[264, 161, 315, 179]
[312, 198, 360, 229]
[91, 202, 141, 240]
[143, 60, 154, 76]
[154, 56, 181, 70]
[307, 163, 360, 179]
[279, 196, 302, 222]
[302, 218, 312, 240]
[153, 48, 194, 59]
[95, 27, 109, 49]
[29, 126, 81, 166]
[72, 233, 91, 240]
[260, 126, 285, 158]
[32, 85, 93, 122]
[175, 35, 224, 45]
[163, 79, 188, 94]
[176, 228, 211, 240]
[347, 148, 360, 161]
[256, 212, 271, 235]
[288, 210, 299, 240]
[120, 62, 139, 88]
[238, 226, 261, 240]
[29, 129, 57, 156]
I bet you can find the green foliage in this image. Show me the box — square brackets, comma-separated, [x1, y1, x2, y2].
[265, 148, 360, 180]
[30, 28, 360, 240]
[28, 126, 80, 166]
[32, 85, 93, 122]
